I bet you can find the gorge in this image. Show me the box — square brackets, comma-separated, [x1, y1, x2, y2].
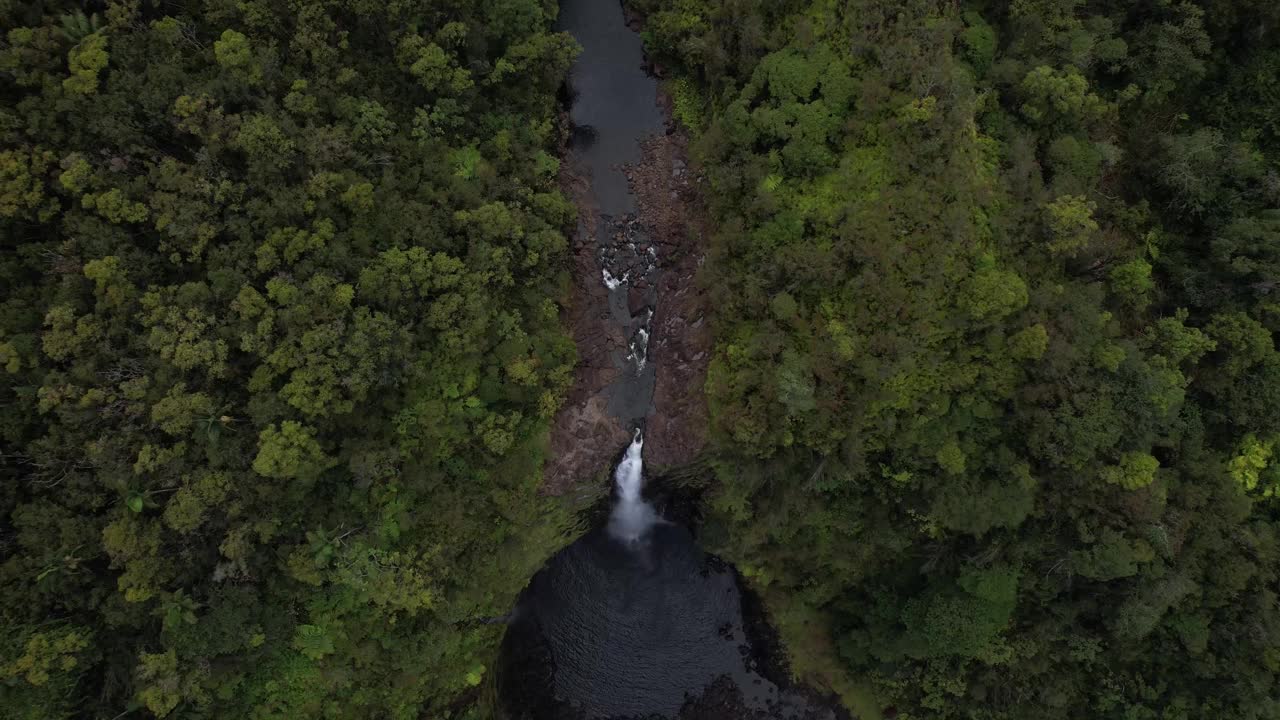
[497, 1, 840, 717]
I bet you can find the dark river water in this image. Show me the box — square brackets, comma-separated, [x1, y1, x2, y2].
[498, 3, 845, 718]
[557, 0, 664, 215]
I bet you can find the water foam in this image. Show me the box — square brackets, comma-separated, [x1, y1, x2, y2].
[608, 430, 658, 542]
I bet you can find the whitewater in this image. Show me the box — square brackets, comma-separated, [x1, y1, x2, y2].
[608, 430, 658, 542]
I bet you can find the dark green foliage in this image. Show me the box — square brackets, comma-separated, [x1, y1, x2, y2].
[0, 1, 578, 717]
[637, 0, 1280, 718]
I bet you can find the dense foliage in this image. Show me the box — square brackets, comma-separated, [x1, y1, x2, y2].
[0, 1, 581, 717]
[635, 0, 1280, 717]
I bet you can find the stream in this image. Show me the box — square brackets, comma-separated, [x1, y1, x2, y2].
[497, 1, 843, 718]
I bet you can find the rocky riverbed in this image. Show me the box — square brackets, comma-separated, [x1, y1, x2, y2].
[541, 11, 710, 493]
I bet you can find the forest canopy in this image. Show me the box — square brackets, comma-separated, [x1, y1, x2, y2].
[0, 0, 580, 717]
[634, 0, 1280, 717]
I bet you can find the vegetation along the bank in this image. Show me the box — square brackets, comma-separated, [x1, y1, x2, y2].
[635, 0, 1280, 717]
[0, 1, 580, 717]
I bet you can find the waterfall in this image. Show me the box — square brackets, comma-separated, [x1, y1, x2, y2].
[608, 430, 658, 542]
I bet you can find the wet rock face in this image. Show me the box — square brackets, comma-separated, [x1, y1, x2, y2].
[544, 394, 630, 495]
[628, 133, 711, 474]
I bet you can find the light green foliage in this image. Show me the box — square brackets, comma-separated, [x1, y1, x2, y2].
[1109, 258, 1155, 306]
[671, 75, 705, 130]
[0, 148, 54, 219]
[213, 29, 251, 68]
[161, 472, 229, 534]
[1009, 323, 1049, 360]
[40, 304, 100, 363]
[1019, 65, 1110, 127]
[212, 28, 262, 85]
[291, 625, 335, 660]
[776, 349, 816, 415]
[1, 628, 89, 687]
[1047, 135, 1106, 191]
[341, 182, 374, 212]
[936, 442, 967, 475]
[398, 34, 473, 95]
[63, 32, 107, 94]
[82, 187, 148, 223]
[895, 566, 1019, 662]
[283, 79, 316, 115]
[728, 43, 855, 175]
[150, 383, 214, 436]
[255, 219, 332, 272]
[1093, 340, 1126, 372]
[1206, 311, 1274, 377]
[59, 11, 102, 42]
[135, 650, 181, 717]
[1144, 310, 1215, 365]
[140, 288, 229, 377]
[1100, 451, 1159, 490]
[349, 99, 395, 146]
[252, 421, 333, 480]
[1228, 434, 1278, 497]
[1044, 194, 1099, 255]
[898, 96, 937, 124]
[771, 292, 798, 320]
[234, 113, 294, 169]
[961, 263, 1029, 320]
[450, 145, 483, 179]
[57, 154, 91, 193]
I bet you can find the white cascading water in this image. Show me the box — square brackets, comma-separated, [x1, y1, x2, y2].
[608, 430, 658, 542]
[628, 325, 650, 374]
[602, 268, 627, 290]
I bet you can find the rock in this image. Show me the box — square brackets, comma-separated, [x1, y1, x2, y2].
[628, 286, 648, 315]
[545, 393, 630, 495]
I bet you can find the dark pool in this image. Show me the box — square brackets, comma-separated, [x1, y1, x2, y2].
[499, 523, 838, 719]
